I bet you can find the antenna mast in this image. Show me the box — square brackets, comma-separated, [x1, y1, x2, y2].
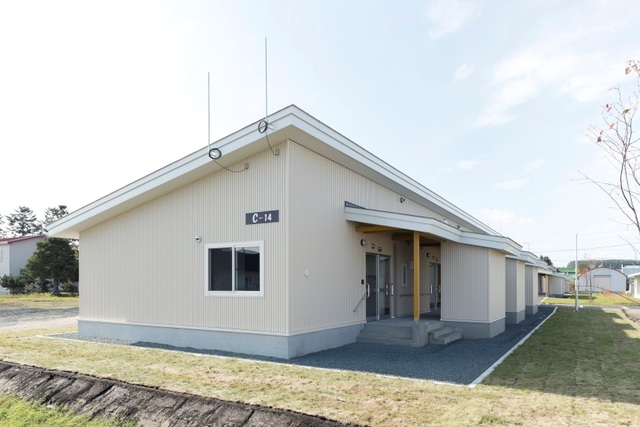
[265, 37, 269, 123]
[258, 37, 279, 156]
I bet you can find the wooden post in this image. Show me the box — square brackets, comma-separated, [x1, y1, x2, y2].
[413, 231, 420, 322]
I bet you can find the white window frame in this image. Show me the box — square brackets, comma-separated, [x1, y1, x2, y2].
[204, 241, 264, 297]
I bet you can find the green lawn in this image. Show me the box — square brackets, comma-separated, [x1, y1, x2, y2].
[0, 307, 639, 425]
[0, 394, 128, 427]
[542, 292, 640, 306]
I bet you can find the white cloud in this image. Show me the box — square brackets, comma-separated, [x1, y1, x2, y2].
[477, 208, 534, 228]
[457, 159, 480, 170]
[493, 179, 530, 191]
[524, 159, 546, 173]
[475, 9, 639, 128]
[423, 0, 483, 40]
[454, 63, 474, 81]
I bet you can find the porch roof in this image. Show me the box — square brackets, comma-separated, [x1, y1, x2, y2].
[345, 204, 521, 256]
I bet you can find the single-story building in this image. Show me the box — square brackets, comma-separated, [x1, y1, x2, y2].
[629, 272, 640, 298]
[50, 105, 543, 358]
[577, 267, 627, 293]
[0, 235, 45, 293]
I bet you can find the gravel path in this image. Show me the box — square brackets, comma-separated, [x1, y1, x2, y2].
[53, 306, 555, 386]
[0, 307, 78, 330]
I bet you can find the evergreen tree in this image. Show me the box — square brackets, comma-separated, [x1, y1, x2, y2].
[6, 206, 42, 236]
[25, 237, 78, 296]
[43, 205, 69, 232]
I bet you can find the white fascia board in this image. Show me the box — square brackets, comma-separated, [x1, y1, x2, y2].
[286, 107, 500, 236]
[49, 107, 298, 238]
[513, 251, 543, 265]
[345, 206, 521, 256]
[50, 104, 501, 240]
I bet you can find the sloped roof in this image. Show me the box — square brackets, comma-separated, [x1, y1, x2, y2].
[49, 105, 504, 240]
[0, 235, 45, 245]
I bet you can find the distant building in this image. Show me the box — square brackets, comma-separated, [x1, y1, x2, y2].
[0, 235, 45, 293]
[577, 267, 627, 293]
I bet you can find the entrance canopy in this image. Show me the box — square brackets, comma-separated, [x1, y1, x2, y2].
[345, 204, 521, 256]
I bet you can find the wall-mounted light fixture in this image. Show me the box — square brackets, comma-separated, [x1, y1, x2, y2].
[400, 197, 405, 203]
[195, 236, 202, 243]
[360, 239, 367, 247]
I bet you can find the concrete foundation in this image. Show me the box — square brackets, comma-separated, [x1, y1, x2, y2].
[505, 310, 525, 325]
[79, 320, 363, 359]
[443, 317, 505, 339]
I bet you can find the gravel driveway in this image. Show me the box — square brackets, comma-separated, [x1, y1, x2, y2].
[0, 307, 78, 330]
[55, 306, 555, 386]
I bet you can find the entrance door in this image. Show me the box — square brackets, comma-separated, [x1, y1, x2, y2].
[366, 253, 391, 321]
[429, 262, 441, 311]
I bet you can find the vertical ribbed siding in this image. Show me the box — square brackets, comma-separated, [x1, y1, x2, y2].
[441, 244, 506, 323]
[441, 242, 489, 322]
[516, 260, 526, 311]
[505, 258, 517, 312]
[506, 258, 526, 314]
[286, 141, 422, 333]
[488, 250, 505, 321]
[525, 266, 537, 305]
[79, 144, 288, 334]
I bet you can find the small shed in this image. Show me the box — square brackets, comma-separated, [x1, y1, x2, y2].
[577, 267, 627, 293]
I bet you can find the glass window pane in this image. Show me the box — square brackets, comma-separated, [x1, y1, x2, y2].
[209, 248, 232, 291]
[236, 246, 260, 291]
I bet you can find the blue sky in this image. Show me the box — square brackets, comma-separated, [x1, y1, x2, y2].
[1, 0, 639, 267]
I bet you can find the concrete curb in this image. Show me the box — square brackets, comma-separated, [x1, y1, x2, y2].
[0, 361, 350, 426]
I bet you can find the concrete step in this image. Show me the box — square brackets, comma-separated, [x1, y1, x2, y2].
[429, 325, 455, 339]
[356, 334, 413, 346]
[429, 329, 463, 345]
[359, 325, 413, 339]
[356, 322, 414, 346]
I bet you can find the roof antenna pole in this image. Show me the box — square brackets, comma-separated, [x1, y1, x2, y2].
[258, 37, 279, 156]
[207, 72, 211, 153]
[207, 72, 222, 161]
[265, 36, 269, 124]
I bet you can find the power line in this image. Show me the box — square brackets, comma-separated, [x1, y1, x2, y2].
[533, 241, 640, 254]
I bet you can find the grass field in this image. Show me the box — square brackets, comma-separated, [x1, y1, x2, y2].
[542, 292, 640, 306]
[0, 293, 79, 309]
[0, 394, 129, 427]
[0, 306, 639, 425]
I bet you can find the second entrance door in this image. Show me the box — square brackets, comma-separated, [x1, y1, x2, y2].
[366, 253, 391, 321]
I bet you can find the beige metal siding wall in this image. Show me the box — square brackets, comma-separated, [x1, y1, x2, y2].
[516, 260, 526, 312]
[506, 258, 526, 313]
[549, 276, 563, 294]
[525, 265, 537, 306]
[286, 141, 432, 333]
[440, 242, 489, 322]
[488, 249, 506, 322]
[79, 145, 288, 334]
[505, 258, 517, 312]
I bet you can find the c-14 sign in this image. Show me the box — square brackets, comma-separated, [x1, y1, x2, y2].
[245, 210, 279, 225]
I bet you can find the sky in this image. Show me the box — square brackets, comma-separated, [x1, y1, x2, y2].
[1, 0, 640, 267]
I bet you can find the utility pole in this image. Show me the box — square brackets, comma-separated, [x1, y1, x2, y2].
[575, 234, 579, 311]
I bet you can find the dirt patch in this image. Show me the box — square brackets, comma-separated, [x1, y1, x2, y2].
[625, 308, 640, 327]
[0, 361, 349, 426]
